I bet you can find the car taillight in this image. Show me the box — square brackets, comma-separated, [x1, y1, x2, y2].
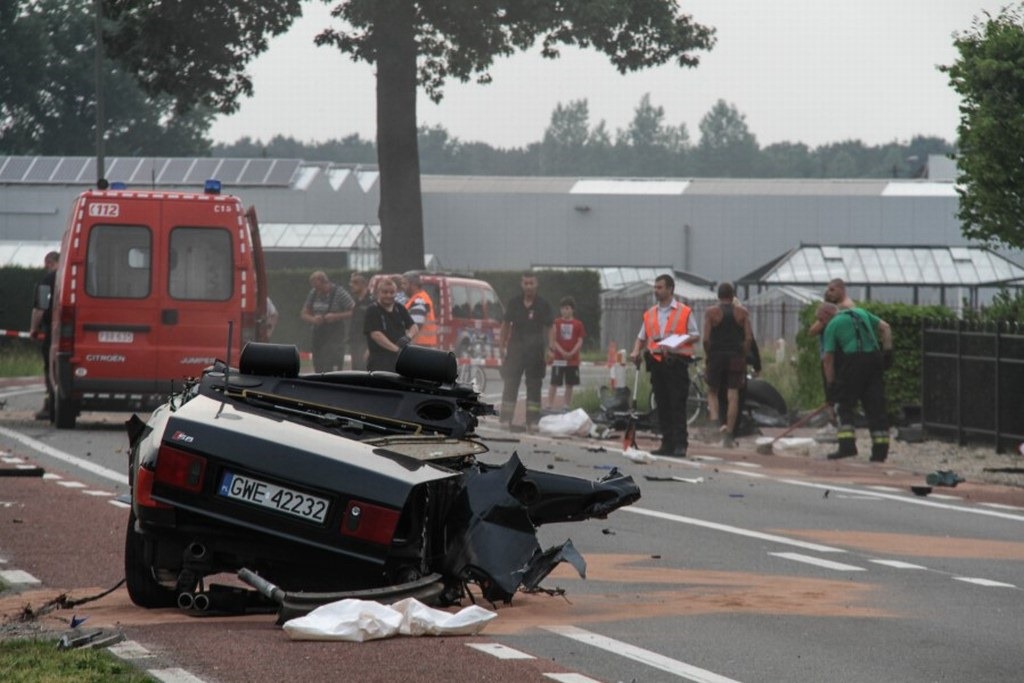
[134, 466, 171, 509]
[340, 500, 400, 546]
[57, 307, 75, 354]
[154, 444, 207, 494]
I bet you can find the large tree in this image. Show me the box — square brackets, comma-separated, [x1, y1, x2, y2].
[0, 0, 210, 156]
[101, 0, 715, 272]
[941, 5, 1024, 249]
[695, 99, 758, 177]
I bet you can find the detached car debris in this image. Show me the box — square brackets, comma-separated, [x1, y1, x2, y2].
[124, 343, 641, 620]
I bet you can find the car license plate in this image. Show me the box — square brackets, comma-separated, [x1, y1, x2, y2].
[218, 472, 329, 524]
[98, 331, 134, 343]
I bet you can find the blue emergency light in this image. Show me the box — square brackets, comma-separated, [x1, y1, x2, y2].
[110, 181, 127, 190]
[204, 179, 222, 194]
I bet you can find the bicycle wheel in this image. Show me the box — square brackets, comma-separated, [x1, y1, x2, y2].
[457, 363, 487, 393]
[686, 380, 706, 425]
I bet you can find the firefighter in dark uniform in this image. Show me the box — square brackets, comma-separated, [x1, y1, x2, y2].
[820, 302, 893, 462]
[629, 274, 700, 457]
[500, 273, 553, 432]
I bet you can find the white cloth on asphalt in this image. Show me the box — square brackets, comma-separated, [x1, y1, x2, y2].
[282, 597, 496, 642]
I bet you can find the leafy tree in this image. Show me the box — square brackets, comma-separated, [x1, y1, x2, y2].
[941, 5, 1024, 249]
[695, 99, 758, 177]
[0, 0, 210, 156]
[540, 100, 591, 175]
[617, 93, 689, 176]
[101, 1, 715, 272]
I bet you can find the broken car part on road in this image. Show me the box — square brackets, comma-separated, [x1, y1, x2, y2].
[124, 343, 641, 621]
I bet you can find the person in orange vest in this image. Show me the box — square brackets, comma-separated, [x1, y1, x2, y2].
[629, 274, 701, 457]
[402, 272, 438, 347]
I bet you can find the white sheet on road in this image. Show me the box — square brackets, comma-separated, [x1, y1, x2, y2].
[283, 597, 496, 642]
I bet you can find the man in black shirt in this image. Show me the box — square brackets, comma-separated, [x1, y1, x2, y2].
[364, 278, 418, 372]
[499, 273, 553, 431]
[347, 272, 373, 370]
[703, 282, 753, 447]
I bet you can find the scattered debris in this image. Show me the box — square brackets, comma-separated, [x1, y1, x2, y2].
[823, 489, 830, 499]
[0, 467, 45, 477]
[643, 475, 704, 484]
[601, 528, 616, 535]
[926, 470, 965, 487]
[586, 446, 608, 453]
[622, 446, 656, 463]
[910, 485, 932, 497]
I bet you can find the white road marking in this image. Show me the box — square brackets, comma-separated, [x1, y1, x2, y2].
[723, 469, 767, 478]
[769, 552, 866, 571]
[0, 426, 128, 486]
[109, 500, 132, 509]
[15, 464, 38, 470]
[544, 674, 604, 682]
[148, 668, 209, 683]
[84, 490, 113, 497]
[0, 386, 45, 398]
[466, 643, 535, 659]
[834, 494, 884, 500]
[728, 461, 762, 468]
[866, 485, 904, 492]
[928, 493, 962, 500]
[777, 478, 1024, 523]
[624, 507, 846, 553]
[109, 640, 154, 659]
[953, 577, 1017, 588]
[869, 559, 928, 569]
[57, 480, 86, 488]
[42, 473, 61, 480]
[2, 456, 25, 464]
[979, 502, 1024, 511]
[0, 569, 41, 584]
[543, 625, 741, 683]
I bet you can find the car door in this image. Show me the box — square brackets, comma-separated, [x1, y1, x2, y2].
[157, 197, 242, 383]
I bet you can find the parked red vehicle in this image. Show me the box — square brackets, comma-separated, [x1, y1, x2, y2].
[49, 181, 269, 429]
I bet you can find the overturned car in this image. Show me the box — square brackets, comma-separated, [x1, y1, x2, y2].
[125, 343, 640, 617]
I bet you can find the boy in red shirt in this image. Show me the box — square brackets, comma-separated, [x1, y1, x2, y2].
[546, 296, 586, 409]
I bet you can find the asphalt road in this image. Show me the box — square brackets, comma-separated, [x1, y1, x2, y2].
[2, 379, 1024, 682]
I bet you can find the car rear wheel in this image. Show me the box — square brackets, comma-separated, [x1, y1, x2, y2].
[53, 394, 77, 429]
[124, 511, 178, 608]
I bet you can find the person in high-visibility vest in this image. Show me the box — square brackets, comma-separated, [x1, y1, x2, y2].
[402, 272, 438, 347]
[629, 274, 701, 457]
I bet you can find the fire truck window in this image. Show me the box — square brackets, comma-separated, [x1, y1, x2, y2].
[86, 225, 151, 298]
[169, 227, 233, 301]
[482, 288, 504, 322]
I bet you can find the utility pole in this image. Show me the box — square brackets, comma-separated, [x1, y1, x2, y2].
[93, 0, 106, 187]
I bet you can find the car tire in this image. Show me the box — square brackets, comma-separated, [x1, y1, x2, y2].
[53, 394, 77, 429]
[124, 511, 178, 608]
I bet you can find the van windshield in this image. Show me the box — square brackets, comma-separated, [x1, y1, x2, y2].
[86, 225, 151, 298]
[169, 227, 233, 301]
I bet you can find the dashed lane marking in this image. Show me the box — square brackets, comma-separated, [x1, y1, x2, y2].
[869, 559, 928, 569]
[109, 640, 155, 660]
[148, 668, 209, 683]
[728, 461, 762, 468]
[0, 425, 128, 486]
[953, 577, 1017, 588]
[84, 490, 113, 497]
[543, 625, 741, 683]
[544, 674, 604, 682]
[866, 485, 904, 492]
[769, 552, 866, 571]
[56, 480, 86, 488]
[980, 502, 1024, 511]
[723, 469, 767, 478]
[42, 473, 61, 480]
[1, 456, 25, 464]
[466, 642, 535, 659]
[0, 569, 41, 584]
[109, 499, 131, 509]
[624, 507, 847, 553]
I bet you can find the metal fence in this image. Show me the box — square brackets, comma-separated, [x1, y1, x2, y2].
[921, 319, 1024, 452]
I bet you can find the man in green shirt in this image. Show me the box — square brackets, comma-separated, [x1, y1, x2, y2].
[820, 303, 893, 462]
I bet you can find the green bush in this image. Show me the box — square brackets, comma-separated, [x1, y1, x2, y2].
[795, 301, 953, 420]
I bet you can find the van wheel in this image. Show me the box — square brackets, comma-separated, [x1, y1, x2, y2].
[54, 395, 78, 429]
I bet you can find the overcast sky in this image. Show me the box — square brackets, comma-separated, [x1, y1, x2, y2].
[208, 1, 1002, 150]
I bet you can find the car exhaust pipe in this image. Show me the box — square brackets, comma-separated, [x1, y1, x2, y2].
[176, 592, 194, 610]
[192, 592, 211, 611]
[187, 542, 207, 560]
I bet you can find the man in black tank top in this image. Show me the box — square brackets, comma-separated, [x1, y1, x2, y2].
[702, 282, 753, 447]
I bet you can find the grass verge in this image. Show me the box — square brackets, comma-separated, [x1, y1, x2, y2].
[0, 341, 42, 378]
[0, 638, 152, 682]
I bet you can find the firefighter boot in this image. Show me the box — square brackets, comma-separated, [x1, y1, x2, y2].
[827, 430, 858, 460]
[869, 430, 889, 462]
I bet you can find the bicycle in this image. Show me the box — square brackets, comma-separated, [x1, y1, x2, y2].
[648, 356, 707, 426]
[456, 360, 487, 393]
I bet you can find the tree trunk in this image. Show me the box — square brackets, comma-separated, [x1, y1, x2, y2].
[374, 0, 424, 273]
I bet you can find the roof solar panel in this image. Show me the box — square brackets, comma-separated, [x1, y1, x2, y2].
[239, 159, 273, 184]
[185, 159, 222, 185]
[0, 156, 32, 181]
[24, 157, 60, 182]
[159, 158, 194, 184]
[265, 159, 300, 186]
[216, 159, 246, 185]
[50, 157, 90, 183]
[128, 158, 170, 185]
